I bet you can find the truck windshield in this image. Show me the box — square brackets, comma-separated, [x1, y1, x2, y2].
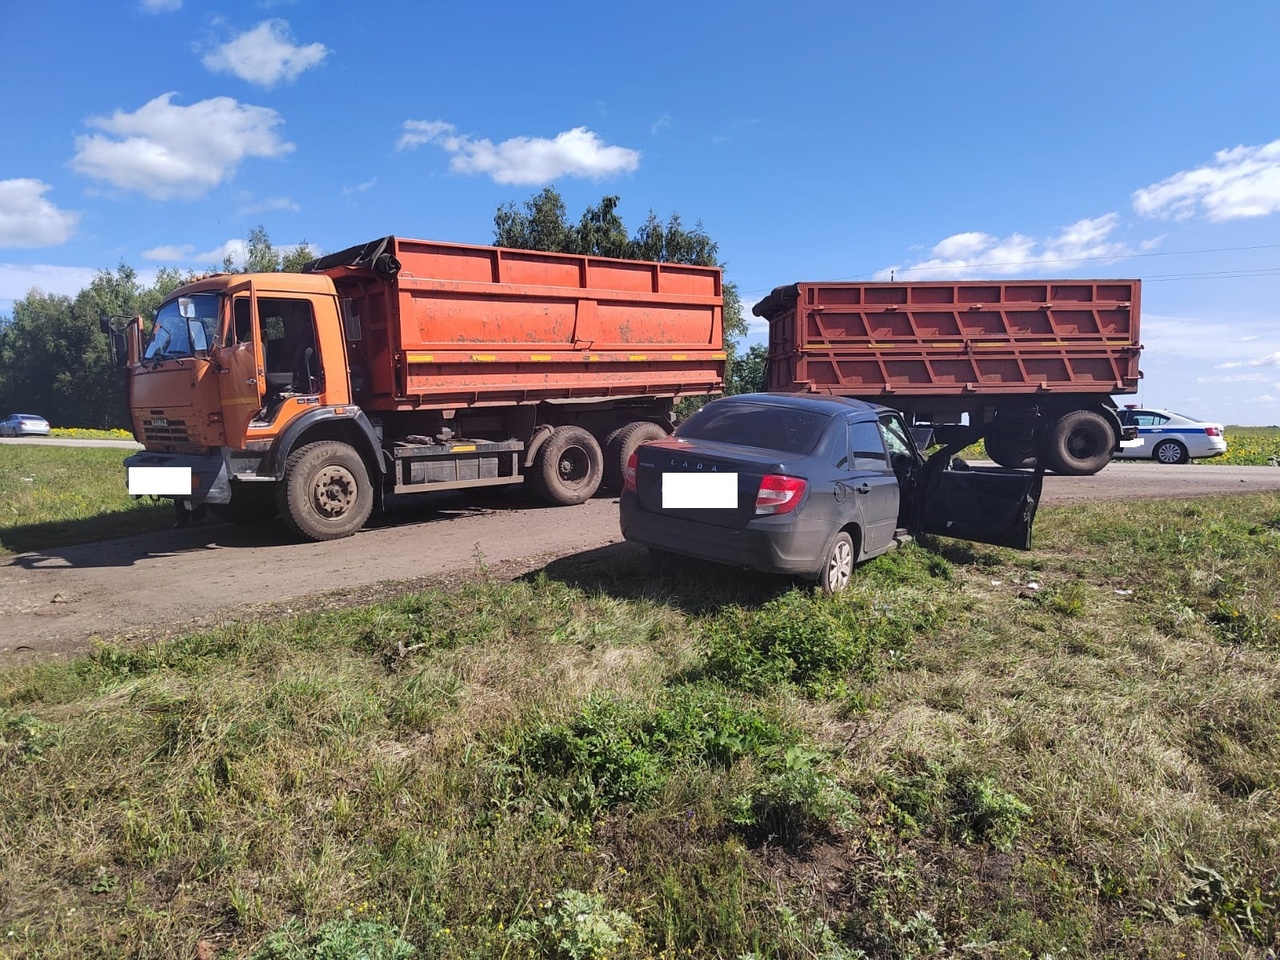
[144, 293, 221, 361]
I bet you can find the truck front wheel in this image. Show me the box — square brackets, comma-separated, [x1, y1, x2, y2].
[278, 441, 373, 541]
[1045, 410, 1113, 475]
[530, 426, 603, 505]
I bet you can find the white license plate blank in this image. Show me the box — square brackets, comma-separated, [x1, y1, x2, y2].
[662, 472, 738, 509]
[128, 466, 192, 495]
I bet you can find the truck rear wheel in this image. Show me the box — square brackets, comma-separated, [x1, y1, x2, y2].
[983, 428, 1037, 469]
[602, 421, 668, 493]
[530, 426, 603, 505]
[277, 441, 373, 541]
[1045, 410, 1113, 475]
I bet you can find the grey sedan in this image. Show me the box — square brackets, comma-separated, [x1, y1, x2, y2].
[0, 414, 51, 437]
[620, 394, 1042, 592]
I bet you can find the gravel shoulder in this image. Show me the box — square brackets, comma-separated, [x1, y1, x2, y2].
[3, 462, 1279, 660]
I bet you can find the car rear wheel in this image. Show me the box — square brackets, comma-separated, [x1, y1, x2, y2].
[1152, 438, 1189, 465]
[818, 531, 855, 594]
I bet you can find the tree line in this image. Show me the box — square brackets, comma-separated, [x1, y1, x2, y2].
[0, 195, 763, 429]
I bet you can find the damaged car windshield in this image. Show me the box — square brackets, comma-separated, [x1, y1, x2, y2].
[144, 293, 220, 361]
[676, 400, 831, 455]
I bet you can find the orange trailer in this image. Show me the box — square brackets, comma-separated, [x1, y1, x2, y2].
[754, 279, 1142, 474]
[115, 236, 724, 539]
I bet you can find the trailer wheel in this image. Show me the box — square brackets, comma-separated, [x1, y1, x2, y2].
[530, 426, 603, 505]
[277, 440, 373, 541]
[603, 421, 668, 493]
[1045, 410, 1113, 475]
[983, 428, 1037, 469]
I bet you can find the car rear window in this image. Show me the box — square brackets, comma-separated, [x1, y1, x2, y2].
[676, 402, 831, 455]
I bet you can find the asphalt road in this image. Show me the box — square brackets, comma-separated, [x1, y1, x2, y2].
[3, 460, 1279, 659]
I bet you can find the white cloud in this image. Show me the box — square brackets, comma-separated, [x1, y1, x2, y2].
[140, 0, 181, 11]
[1132, 139, 1280, 222]
[0, 179, 80, 248]
[236, 195, 300, 216]
[142, 244, 196, 261]
[1217, 351, 1280, 370]
[875, 214, 1131, 280]
[203, 20, 329, 87]
[342, 177, 377, 196]
[1195, 373, 1269, 383]
[397, 120, 640, 185]
[0, 263, 100, 316]
[651, 115, 672, 134]
[71, 93, 294, 200]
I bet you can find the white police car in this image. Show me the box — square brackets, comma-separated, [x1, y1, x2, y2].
[1114, 407, 1228, 464]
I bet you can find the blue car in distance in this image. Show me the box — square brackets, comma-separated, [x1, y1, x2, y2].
[619, 393, 1043, 593]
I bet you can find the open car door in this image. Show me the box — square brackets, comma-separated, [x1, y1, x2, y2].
[915, 424, 1045, 550]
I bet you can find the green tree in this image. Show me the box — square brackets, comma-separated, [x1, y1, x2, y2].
[222, 224, 317, 273]
[726, 342, 768, 396]
[493, 187, 571, 253]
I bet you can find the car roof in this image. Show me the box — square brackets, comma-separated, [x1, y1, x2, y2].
[710, 392, 888, 418]
[8, 414, 46, 419]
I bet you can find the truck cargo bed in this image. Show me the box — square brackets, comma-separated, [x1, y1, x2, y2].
[316, 237, 725, 410]
[756, 280, 1140, 399]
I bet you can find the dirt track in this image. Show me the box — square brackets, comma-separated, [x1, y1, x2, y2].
[3, 461, 1279, 660]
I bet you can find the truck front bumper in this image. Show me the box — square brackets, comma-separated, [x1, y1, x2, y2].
[124, 451, 232, 506]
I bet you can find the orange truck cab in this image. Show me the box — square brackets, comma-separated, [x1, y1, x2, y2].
[115, 236, 724, 540]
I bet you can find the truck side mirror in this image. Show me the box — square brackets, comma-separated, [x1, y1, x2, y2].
[109, 331, 128, 368]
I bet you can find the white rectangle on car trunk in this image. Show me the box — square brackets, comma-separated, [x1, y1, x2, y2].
[662, 472, 738, 509]
[128, 466, 192, 495]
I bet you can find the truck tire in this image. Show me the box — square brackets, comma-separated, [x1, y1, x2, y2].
[983, 428, 1037, 469]
[212, 480, 278, 525]
[1045, 410, 1113, 475]
[1152, 438, 1189, 465]
[529, 426, 603, 505]
[277, 440, 373, 541]
[602, 421, 668, 493]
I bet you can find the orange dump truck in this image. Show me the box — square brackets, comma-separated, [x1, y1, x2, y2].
[754, 279, 1142, 474]
[113, 236, 724, 539]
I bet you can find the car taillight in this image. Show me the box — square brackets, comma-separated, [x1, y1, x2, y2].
[1204, 426, 1222, 437]
[755, 475, 807, 515]
[624, 452, 638, 492]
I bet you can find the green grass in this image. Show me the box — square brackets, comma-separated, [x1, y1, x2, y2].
[3, 495, 1279, 958]
[0, 446, 170, 555]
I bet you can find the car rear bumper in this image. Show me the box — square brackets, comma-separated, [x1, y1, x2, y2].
[619, 493, 831, 578]
[124, 451, 231, 505]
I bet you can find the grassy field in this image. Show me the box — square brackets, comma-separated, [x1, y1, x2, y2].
[0, 446, 170, 555]
[2, 491, 1278, 958]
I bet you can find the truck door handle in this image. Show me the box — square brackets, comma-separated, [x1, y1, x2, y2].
[245, 378, 257, 386]
[854, 483, 871, 495]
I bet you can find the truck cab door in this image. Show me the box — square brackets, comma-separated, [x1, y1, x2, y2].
[915, 428, 1044, 550]
[216, 282, 264, 446]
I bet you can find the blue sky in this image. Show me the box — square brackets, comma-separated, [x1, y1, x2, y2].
[3, 0, 1279, 423]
